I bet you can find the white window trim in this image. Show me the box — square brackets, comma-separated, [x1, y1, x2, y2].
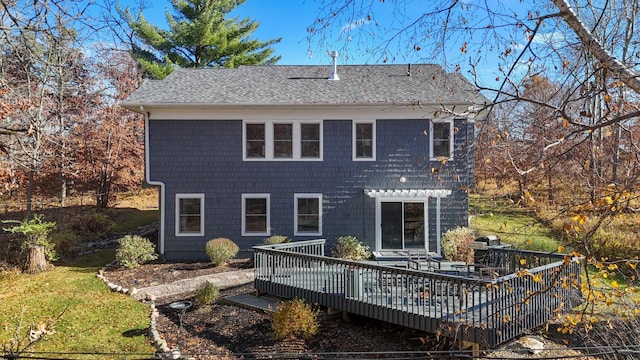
[243, 120, 323, 161]
[242, 193, 271, 236]
[294, 193, 323, 236]
[429, 119, 454, 161]
[352, 120, 376, 161]
[175, 193, 205, 237]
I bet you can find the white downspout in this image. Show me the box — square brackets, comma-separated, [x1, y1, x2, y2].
[436, 196, 442, 255]
[424, 201, 429, 254]
[142, 106, 166, 258]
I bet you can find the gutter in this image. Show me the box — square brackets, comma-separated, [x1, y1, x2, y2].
[121, 101, 479, 112]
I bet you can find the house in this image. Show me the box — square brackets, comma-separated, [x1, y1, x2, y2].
[121, 60, 487, 260]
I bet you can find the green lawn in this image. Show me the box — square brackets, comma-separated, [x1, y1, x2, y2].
[0, 249, 155, 359]
[110, 209, 159, 233]
[469, 194, 560, 252]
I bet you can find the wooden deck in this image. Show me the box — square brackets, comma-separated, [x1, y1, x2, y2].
[253, 239, 582, 348]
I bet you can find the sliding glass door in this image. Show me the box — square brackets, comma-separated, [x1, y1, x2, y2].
[381, 201, 425, 250]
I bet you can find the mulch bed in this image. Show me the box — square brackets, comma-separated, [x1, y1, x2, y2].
[103, 260, 596, 360]
[104, 259, 448, 359]
[103, 258, 253, 289]
[154, 284, 440, 360]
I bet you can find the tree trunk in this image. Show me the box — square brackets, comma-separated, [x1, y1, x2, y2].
[60, 177, 67, 207]
[24, 246, 52, 274]
[26, 169, 34, 219]
[547, 168, 554, 204]
[96, 176, 111, 208]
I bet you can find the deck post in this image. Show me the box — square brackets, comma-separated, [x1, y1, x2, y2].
[461, 341, 481, 359]
[326, 307, 349, 321]
[253, 240, 581, 350]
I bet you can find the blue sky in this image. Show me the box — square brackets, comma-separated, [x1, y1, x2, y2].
[119, 0, 548, 87]
[121, 0, 435, 66]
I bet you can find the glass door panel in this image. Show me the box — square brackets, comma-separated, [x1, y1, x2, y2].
[381, 201, 426, 250]
[404, 202, 425, 249]
[381, 202, 402, 249]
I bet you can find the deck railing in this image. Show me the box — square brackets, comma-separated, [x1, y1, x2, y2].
[254, 240, 582, 347]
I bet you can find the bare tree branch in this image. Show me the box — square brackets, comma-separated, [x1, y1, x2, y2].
[552, 0, 640, 93]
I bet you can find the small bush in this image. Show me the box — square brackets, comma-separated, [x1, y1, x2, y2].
[271, 298, 319, 340]
[264, 235, 290, 245]
[69, 211, 115, 241]
[115, 235, 158, 268]
[205, 238, 239, 266]
[2, 214, 58, 262]
[331, 235, 371, 261]
[195, 282, 219, 305]
[49, 228, 81, 259]
[441, 227, 477, 263]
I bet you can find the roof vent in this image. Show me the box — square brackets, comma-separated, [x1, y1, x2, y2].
[328, 51, 339, 80]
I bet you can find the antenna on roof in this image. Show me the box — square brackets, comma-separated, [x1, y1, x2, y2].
[328, 51, 339, 80]
[407, 64, 411, 76]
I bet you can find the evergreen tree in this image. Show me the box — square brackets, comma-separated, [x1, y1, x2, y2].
[120, 0, 281, 79]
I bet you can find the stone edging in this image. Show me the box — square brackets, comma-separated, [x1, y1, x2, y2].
[96, 263, 255, 360]
[96, 263, 175, 358]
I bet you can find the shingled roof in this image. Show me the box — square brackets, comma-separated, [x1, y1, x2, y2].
[122, 64, 486, 109]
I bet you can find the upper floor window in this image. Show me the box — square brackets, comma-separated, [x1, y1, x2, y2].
[242, 194, 270, 236]
[246, 123, 265, 158]
[274, 123, 293, 158]
[353, 120, 376, 161]
[430, 120, 453, 160]
[294, 194, 322, 236]
[301, 123, 321, 158]
[244, 121, 322, 161]
[176, 193, 204, 236]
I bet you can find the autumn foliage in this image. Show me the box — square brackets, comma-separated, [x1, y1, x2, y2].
[0, 49, 144, 208]
[271, 299, 319, 340]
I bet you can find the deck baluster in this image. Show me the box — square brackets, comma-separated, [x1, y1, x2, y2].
[254, 240, 581, 348]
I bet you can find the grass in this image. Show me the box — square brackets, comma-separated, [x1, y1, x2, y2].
[469, 194, 560, 253]
[110, 208, 159, 233]
[469, 192, 640, 328]
[110, 189, 160, 233]
[0, 249, 154, 359]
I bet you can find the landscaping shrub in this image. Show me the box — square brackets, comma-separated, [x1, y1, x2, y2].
[195, 282, 219, 305]
[115, 235, 158, 268]
[331, 235, 371, 261]
[49, 228, 81, 259]
[263, 235, 290, 245]
[205, 238, 239, 266]
[68, 211, 115, 241]
[441, 227, 477, 263]
[271, 298, 318, 340]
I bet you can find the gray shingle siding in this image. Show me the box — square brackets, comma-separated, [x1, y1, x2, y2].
[149, 118, 474, 260]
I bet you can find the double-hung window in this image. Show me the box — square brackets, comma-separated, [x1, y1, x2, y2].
[274, 123, 293, 158]
[246, 123, 266, 158]
[300, 123, 321, 158]
[294, 194, 322, 236]
[430, 120, 454, 160]
[242, 194, 270, 236]
[353, 120, 376, 160]
[176, 194, 204, 236]
[244, 121, 322, 160]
